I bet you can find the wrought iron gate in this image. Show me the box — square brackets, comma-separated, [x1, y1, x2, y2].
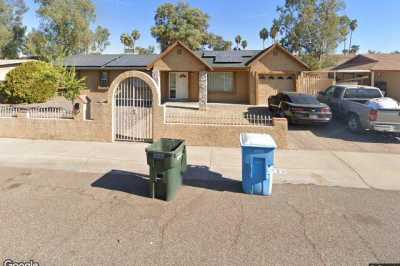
[113, 77, 153, 142]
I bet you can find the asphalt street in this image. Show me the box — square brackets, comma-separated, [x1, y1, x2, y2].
[0, 139, 399, 265]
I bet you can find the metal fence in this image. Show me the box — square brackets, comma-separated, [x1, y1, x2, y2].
[0, 105, 73, 120]
[165, 111, 272, 127]
[27, 107, 73, 119]
[0, 106, 18, 118]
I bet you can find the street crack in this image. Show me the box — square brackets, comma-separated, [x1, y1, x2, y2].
[286, 200, 327, 266]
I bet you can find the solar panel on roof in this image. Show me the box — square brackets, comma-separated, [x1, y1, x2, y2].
[214, 55, 244, 63]
[106, 55, 157, 67]
[202, 50, 261, 58]
[64, 55, 120, 67]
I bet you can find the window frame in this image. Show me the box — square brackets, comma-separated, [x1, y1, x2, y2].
[207, 72, 235, 93]
[168, 72, 177, 99]
[99, 71, 109, 87]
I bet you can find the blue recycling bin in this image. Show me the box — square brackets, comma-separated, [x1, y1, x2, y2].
[240, 133, 276, 196]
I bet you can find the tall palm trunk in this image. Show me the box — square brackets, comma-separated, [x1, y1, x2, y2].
[349, 31, 353, 51]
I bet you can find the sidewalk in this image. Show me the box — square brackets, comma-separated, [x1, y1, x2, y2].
[0, 138, 399, 191]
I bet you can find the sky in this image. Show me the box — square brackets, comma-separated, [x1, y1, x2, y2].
[23, 0, 400, 54]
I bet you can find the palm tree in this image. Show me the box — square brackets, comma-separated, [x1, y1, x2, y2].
[259, 28, 269, 49]
[241, 40, 248, 50]
[223, 41, 233, 51]
[120, 33, 132, 52]
[235, 35, 242, 50]
[339, 16, 351, 54]
[270, 23, 279, 43]
[350, 45, 360, 54]
[130, 30, 141, 53]
[120, 30, 141, 53]
[349, 19, 358, 51]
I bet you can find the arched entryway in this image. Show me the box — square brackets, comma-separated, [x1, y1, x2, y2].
[110, 71, 160, 142]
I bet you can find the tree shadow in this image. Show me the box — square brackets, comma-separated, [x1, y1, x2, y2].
[91, 165, 243, 198]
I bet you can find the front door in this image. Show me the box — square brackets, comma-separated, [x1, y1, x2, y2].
[169, 72, 188, 99]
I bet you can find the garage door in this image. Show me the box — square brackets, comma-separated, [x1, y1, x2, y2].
[262, 75, 295, 92]
[258, 74, 295, 104]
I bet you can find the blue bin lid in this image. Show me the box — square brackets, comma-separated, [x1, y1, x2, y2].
[240, 133, 277, 148]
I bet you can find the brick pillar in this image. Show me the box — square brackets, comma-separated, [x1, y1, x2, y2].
[199, 71, 207, 111]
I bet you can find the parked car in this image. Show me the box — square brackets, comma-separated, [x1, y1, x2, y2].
[317, 84, 400, 133]
[268, 92, 332, 125]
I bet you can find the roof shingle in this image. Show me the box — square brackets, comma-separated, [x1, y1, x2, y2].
[334, 54, 400, 71]
[63, 44, 308, 70]
[64, 51, 262, 69]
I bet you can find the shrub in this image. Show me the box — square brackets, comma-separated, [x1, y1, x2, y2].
[58, 67, 87, 102]
[1, 61, 60, 104]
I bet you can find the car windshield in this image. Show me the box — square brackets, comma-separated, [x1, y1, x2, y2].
[343, 88, 382, 99]
[288, 95, 320, 105]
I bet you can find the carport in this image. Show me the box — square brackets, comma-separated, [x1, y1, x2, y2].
[330, 70, 373, 87]
[299, 54, 400, 101]
[331, 54, 400, 100]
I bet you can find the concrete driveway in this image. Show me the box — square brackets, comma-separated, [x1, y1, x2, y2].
[288, 118, 400, 153]
[1, 139, 400, 265]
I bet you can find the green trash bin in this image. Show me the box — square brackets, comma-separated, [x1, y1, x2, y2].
[146, 138, 187, 201]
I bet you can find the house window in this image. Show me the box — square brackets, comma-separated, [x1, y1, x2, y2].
[169, 72, 177, 99]
[207, 72, 234, 92]
[100, 71, 108, 87]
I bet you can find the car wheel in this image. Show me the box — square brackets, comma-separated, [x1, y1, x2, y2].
[347, 114, 361, 133]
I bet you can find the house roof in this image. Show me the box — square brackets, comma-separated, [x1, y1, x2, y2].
[64, 43, 309, 70]
[246, 43, 310, 70]
[196, 50, 261, 68]
[147, 41, 213, 70]
[333, 54, 400, 71]
[63, 54, 120, 67]
[63, 54, 157, 69]
[64, 51, 259, 69]
[106, 54, 158, 68]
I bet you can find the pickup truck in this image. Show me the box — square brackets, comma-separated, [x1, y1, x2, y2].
[317, 85, 400, 133]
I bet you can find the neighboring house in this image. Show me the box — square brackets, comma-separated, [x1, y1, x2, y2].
[64, 41, 309, 107]
[332, 54, 400, 100]
[0, 59, 34, 82]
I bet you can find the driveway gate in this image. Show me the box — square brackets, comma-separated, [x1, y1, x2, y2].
[113, 77, 153, 142]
